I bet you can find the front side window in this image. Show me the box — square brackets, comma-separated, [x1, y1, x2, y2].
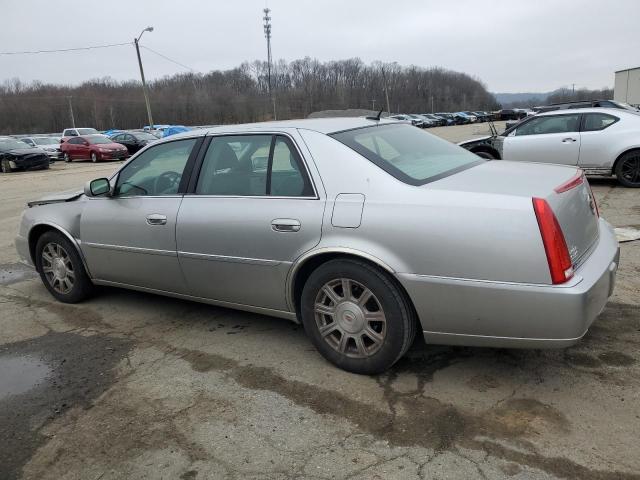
[582, 113, 619, 132]
[331, 123, 482, 185]
[195, 135, 313, 197]
[68, 137, 83, 145]
[115, 138, 197, 197]
[515, 114, 580, 136]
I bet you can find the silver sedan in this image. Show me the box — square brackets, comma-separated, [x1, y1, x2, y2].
[15, 118, 620, 373]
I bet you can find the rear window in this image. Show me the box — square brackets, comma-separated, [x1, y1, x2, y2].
[330, 123, 483, 185]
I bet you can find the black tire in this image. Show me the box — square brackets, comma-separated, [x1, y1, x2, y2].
[1, 159, 11, 173]
[64, 152, 71, 163]
[615, 150, 640, 188]
[300, 258, 416, 374]
[475, 150, 496, 160]
[91, 152, 98, 163]
[35, 230, 94, 303]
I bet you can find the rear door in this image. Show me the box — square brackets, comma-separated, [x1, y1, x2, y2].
[577, 112, 620, 169]
[66, 137, 82, 159]
[176, 131, 324, 311]
[502, 113, 581, 165]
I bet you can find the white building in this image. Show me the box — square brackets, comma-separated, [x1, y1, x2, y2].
[614, 67, 640, 105]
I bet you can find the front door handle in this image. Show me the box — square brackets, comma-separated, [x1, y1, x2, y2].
[271, 218, 301, 232]
[562, 137, 577, 143]
[146, 214, 167, 226]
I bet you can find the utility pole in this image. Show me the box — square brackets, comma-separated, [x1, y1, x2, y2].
[430, 95, 434, 113]
[263, 8, 276, 120]
[370, 99, 376, 110]
[135, 27, 155, 129]
[381, 67, 391, 115]
[67, 96, 75, 128]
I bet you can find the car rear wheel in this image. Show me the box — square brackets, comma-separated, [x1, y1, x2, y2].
[301, 258, 416, 374]
[35, 231, 94, 303]
[91, 152, 98, 163]
[615, 150, 640, 188]
[1, 159, 11, 173]
[63, 152, 71, 163]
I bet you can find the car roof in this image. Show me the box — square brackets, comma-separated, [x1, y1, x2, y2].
[175, 117, 400, 138]
[536, 107, 635, 117]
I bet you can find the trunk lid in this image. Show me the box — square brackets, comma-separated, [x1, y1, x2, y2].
[429, 160, 600, 268]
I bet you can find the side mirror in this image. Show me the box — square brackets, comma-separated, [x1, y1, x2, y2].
[85, 178, 111, 197]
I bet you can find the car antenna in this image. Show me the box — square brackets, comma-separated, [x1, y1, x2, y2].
[366, 109, 384, 121]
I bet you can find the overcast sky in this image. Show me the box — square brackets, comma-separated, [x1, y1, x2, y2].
[0, 0, 638, 93]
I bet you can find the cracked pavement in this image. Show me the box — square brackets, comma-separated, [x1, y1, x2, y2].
[0, 125, 639, 480]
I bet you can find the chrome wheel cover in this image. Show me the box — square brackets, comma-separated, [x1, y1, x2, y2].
[314, 278, 387, 358]
[41, 242, 75, 294]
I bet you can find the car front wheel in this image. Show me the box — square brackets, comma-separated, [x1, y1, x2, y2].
[301, 259, 416, 374]
[1, 159, 12, 173]
[35, 230, 94, 303]
[615, 150, 640, 188]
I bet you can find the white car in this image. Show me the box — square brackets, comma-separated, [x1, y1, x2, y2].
[459, 108, 640, 187]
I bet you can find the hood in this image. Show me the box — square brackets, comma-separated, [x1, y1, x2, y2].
[95, 142, 126, 149]
[6, 147, 47, 156]
[27, 188, 83, 207]
[457, 135, 493, 147]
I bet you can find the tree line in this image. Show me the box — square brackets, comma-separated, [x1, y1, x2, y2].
[502, 87, 614, 108]
[0, 57, 500, 134]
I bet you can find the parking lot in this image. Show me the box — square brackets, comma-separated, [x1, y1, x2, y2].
[1, 122, 639, 480]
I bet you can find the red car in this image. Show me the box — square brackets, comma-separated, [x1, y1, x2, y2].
[60, 135, 129, 163]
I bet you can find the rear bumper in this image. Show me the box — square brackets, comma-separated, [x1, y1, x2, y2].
[398, 218, 620, 348]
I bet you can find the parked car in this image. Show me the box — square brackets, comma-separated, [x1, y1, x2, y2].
[461, 111, 480, 122]
[407, 114, 435, 128]
[0, 136, 50, 173]
[435, 113, 461, 125]
[60, 134, 129, 163]
[453, 112, 475, 123]
[110, 131, 158, 154]
[472, 111, 493, 122]
[389, 114, 421, 127]
[459, 108, 640, 187]
[163, 125, 191, 137]
[533, 99, 640, 114]
[16, 118, 619, 374]
[419, 114, 447, 126]
[61, 128, 99, 141]
[497, 109, 526, 121]
[19, 136, 62, 161]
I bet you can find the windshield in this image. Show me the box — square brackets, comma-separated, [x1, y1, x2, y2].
[331, 124, 483, 185]
[33, 137, 58, 145]
[0, 138, 31, 150]
[86, 135, 113, 144]
[78, 128, 99, 135]
[134, 132, 158, 141]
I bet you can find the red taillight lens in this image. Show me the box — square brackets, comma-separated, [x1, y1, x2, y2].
[554, 171, 584, 193]
[532, 198, 574, 284]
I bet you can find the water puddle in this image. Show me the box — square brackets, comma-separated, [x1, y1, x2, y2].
[0, 355, 51, 400]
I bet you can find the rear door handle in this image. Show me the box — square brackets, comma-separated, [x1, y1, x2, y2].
[562, 137, 577, 143]
[271, 218, 301, 232]
[146, 214, 167, 226]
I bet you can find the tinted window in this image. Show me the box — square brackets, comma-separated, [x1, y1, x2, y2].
[331, 123, 482, 185]
[196, 135, 314, 197]
[515, 114, 580, 136]
[68, 137, 83, 144]
[115, 138, 197, 197]
[582, 113, 618, 132]
[77, 128, 98, 135]
[64, 130, 77, 136]
[270, 137, 314, 197]
[86, 135, 113, 145]
[112, 134, 124, 142]
[196, 135, 271, 196]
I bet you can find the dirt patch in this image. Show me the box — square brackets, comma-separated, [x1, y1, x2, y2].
[0, 331, 133, 480]
[0, 262, 38, 286]
[598, 351, 636, 366]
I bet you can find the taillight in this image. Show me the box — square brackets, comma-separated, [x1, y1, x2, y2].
[532, 198, 574, 284]
[554, 171, 584, 193]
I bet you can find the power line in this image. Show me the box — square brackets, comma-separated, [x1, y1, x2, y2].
[0, 42, 132, 56]
[140, 45, 195, 72]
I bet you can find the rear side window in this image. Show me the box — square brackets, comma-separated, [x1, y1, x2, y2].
[195, 135, 314, 197]
[582, 113, 619, 132]
[331, 123, 482, 185]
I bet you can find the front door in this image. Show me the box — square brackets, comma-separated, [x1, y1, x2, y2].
[176, 133, 324, 311]
[80, 137, 200, 293]
[502, 113, 581, 166]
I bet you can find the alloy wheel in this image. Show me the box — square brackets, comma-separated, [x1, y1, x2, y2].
[620, 154, 640, 186]
[314, 278, 387, 358]
[41, 242, 75, 294]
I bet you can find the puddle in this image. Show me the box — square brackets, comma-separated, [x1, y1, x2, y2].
[0, 355, 51, 400]
[0, 263, 38, 286]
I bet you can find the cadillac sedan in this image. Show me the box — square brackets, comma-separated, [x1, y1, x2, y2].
[15, 118, 619, 374]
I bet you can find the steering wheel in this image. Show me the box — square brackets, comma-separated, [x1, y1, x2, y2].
[153, 171, 182, 195]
